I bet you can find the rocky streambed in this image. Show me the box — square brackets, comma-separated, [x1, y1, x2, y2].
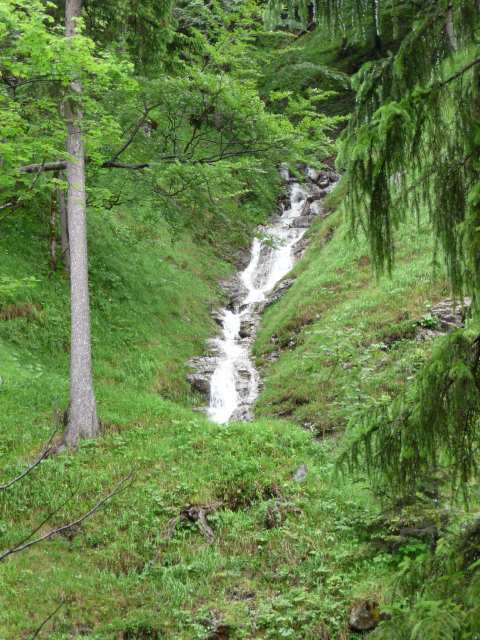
[188, 166, 339, 423]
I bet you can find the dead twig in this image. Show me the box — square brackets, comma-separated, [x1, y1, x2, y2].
[0, 473, 133, 562]
[0, 431, 57, 491]
[30, 601, 65, 639]
[165, 501, 222, 544]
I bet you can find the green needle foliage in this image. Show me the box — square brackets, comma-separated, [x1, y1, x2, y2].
[338, 329, 480, 501]
[338, 0, 480, 295]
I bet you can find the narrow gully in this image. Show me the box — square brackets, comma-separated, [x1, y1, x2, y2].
[189, 167, 338, 423]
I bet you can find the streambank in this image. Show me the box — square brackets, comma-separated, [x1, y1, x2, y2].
[189, 166, 338, 423]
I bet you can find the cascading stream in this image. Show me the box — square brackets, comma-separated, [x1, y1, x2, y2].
[207, 182, 310, 424]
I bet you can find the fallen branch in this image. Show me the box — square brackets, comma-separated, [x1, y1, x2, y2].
[0, 431, 57, 491]
[30, 601, 65, 639]
[165, 501, 222, 544]
[0, 473, 133, 562]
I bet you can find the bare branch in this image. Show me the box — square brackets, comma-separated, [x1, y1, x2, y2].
[0, 473, 133, 562]
[30, 601, 65, 640]
[20, 161, 68, 174]
[17, 131, 286, 175]
[438, 57, 480, 88]
[0, 431, 57, 491]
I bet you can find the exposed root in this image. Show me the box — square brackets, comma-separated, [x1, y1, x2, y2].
[165, 501, 223, 543]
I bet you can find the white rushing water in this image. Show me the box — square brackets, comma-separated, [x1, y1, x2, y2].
[207, 182, 310, 424]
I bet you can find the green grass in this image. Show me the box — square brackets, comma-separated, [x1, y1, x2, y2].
[2, 177, 478, 638]
[0, 175, 455, 639]
[0, 169, 391, 639]
[0, 406, 391, 639]
[254, 190, 448, 434]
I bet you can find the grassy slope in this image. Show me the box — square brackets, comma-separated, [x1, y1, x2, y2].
[0, 22, 471, 640]
[0, 178, 450, 640]
[254, 188, 447, 434]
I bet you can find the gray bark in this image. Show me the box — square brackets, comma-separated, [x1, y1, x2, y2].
[63, 0, 99, 446]
[58, 182, 70, 271]
[49, 190, 57, 272]
[446, 4, 458, 51]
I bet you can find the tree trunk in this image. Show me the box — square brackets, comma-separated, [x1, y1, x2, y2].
[58, 180, 70, 271]
[446, 4, 458, 51]
[49, 190, 57, 272]
[371, 0, 382, 54]
[63, 0, 99, 447]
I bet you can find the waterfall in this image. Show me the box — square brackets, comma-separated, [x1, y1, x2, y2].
[207, 181, 310, 424]
[188, 166, 338, 424]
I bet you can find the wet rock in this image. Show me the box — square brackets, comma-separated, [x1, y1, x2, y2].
[220, 277, 247, 309]
[309, 184, 327, 199]
[306, 168, 323, 183]
[265, 278, 294, 307]
[236, 366, 255, 399]
[293, 237, 310, 259]
[279, 193, 290, 211]
[188, 356, 217, 394]
[349, 599, 381, 632]
[212, 310, 225, 326]
[290, 216, 311, 228]
[308, 190, 328, 203]
[292, 463, 307, 481]
[309, 200, 324, 216]
[306, 168, 338, 185]
[239, 317, 256, 339]
[300, 199, 311, 216]
[234, 247, 252, 270]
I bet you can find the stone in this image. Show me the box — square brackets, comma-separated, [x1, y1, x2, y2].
[292, 463, 307, 481]
[300, 199, 311, 217]
[219, 276, 247, 309]
[293, 237, 310, 259]
[188, 356, 217, 394]
[325, 170, 339, 183]
[309, 201, 324, 216]
[416, 297, 471, 341]
[308, 190, 328, 203]
[211, 310, 225, 326]
[348, 599, 381, 632]
[239, 317, 256, 339]
[290, 216, 311, 228]
[265, 279, 294, 307]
